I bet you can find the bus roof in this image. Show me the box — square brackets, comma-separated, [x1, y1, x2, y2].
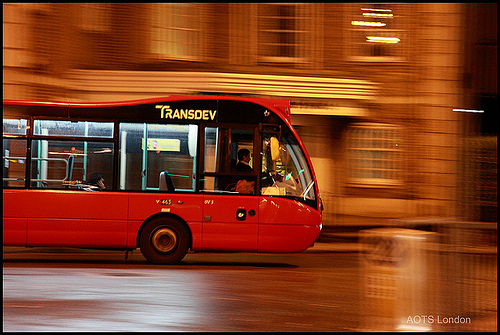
[3, 95, 292, 123]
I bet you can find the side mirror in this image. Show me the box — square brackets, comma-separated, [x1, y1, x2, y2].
[270, 137, 280, 161]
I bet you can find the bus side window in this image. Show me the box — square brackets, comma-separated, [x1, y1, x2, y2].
[3, 119, 28, 188]
[119, 122, 197, 192]
[30, 140, 114, 190]
[3, 138, 27, 188]
[25, 119, 115, 190]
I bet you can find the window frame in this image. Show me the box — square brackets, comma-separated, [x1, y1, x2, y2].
[3, 117, 117, 190]
[118, 121, 199, 192]
[77, 3, 112, 32]
[149, 3, 206, 62]
[3, 137, 28, 188]
[257, 3, 312, 66]
[260, 126, 317, 206]
[199, 123, 260, 195]
[29, 138, 115, 190]
[344, 122, 404, 187]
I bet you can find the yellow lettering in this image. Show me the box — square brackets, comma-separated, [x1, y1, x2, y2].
[155, 105, 163, 118]
[163, 106, 172, 119]
[180, 109, 188, 119]
[155, 105, 216, 120]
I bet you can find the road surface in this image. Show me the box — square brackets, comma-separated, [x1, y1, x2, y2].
[3, 248, 361, 332]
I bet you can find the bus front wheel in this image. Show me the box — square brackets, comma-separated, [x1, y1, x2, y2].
[139, 217, 190, 264]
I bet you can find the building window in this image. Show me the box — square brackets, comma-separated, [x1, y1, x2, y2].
[349, 4, 407, 61]
[257, 3, 312, 66]
[150, 3, 204, 61]
[345, 123, 403, 186]
[78, 3, 111, 32]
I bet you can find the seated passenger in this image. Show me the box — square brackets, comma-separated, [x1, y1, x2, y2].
[88, 172, 106, 190]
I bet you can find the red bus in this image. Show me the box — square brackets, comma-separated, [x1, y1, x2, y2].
[3, 96, 322, 264]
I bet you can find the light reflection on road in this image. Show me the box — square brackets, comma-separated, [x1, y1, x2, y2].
[4, 268, 213, 331]
[3, 253, 361, 332]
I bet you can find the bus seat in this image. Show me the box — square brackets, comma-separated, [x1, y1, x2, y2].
[159, 170, 175, 192]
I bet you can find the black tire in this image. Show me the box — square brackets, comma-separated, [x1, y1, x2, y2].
[139, 217, 190, 265]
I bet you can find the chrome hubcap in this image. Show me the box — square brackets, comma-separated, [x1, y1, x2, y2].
[151, 227, 178, 253]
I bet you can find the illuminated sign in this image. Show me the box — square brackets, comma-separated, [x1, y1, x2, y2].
[142, 138, 180, 152]
[155, 105, 217, 121]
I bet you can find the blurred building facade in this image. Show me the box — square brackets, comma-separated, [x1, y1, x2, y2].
[3, 3, 497, 224]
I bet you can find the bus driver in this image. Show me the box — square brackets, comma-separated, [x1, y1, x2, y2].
[235, 149, 252, 172]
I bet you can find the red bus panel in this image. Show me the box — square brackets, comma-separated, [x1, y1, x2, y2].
[3, 218, 27, 246]
[27, 218, 127, 248]
[3, 190, 128, 248]
[258, 197, 321, 252]
[202, 195, 259, 251]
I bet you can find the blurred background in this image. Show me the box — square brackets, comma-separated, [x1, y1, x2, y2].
[3, 3, 496, 225]
[3, 3, 497, 331]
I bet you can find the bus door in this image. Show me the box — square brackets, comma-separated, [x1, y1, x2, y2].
[200, 126, 259, 251]
[202, 195, 259, 251]
[118, 123, 198, 192]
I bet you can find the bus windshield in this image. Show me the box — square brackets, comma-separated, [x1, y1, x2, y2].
[261, 129, 316, 205]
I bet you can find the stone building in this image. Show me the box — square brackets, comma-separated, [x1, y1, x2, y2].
[3, 3, 496, 224]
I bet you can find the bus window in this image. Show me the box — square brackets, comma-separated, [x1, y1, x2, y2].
[34, 120, 114, 138]
[261, 131, 316, 204]
[231, 129, 254, 172]
[30, 140, 114, 190]
[3, 138, 27, 188]
[203, 127, 219, 174]
[202, 126, 256, 194]
[119, 122, 198, 192]
[3, 118, 27, 136]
